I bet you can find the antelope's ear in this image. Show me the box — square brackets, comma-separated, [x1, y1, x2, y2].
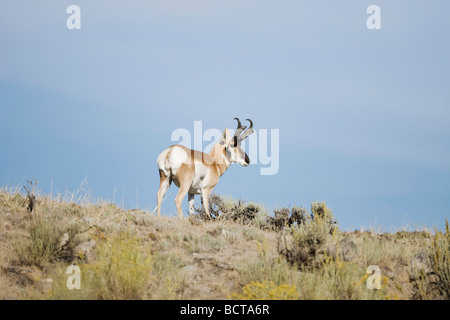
[221, 128, 232, 145]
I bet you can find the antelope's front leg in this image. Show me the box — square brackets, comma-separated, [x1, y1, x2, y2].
[201, 188, 213, 218]
[188, 193, 195, 216]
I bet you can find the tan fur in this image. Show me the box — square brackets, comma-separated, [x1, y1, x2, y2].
[157, 143, 230, 218]
[156, 123, 253, 218]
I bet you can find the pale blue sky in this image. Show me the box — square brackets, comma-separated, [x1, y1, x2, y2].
[1, 1, 449, 230]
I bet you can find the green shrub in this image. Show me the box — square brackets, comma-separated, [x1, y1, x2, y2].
[149, 252, 185, 299]
[239, 240, 294, 286]
[33, 232, 153, 300]
[430, 219, 450, 298]
[82, 232, 152, 299]
[283, 202, 338, 268]
[231, 281, 299, 300]
[15, 214, 81, 267]
[295, 255, 389, 300]
[409, 219, 449, 300]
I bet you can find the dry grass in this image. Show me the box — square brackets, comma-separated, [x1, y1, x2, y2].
[0, 185, 447, 300]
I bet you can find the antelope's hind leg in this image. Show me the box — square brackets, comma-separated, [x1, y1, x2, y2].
[174, 164, 195, 218]
[156, 170, 171, 217]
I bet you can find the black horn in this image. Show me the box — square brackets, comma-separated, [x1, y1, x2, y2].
[237, 118, 255, 142]
[233, 117, 247, 138]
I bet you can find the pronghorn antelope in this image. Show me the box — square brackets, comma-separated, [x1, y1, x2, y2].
[156, 118, 254, 218]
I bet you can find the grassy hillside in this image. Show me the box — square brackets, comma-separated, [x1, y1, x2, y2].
[0, 185, 448, 300]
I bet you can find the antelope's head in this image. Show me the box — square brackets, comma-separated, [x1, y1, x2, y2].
[220, 118, 254, 167]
